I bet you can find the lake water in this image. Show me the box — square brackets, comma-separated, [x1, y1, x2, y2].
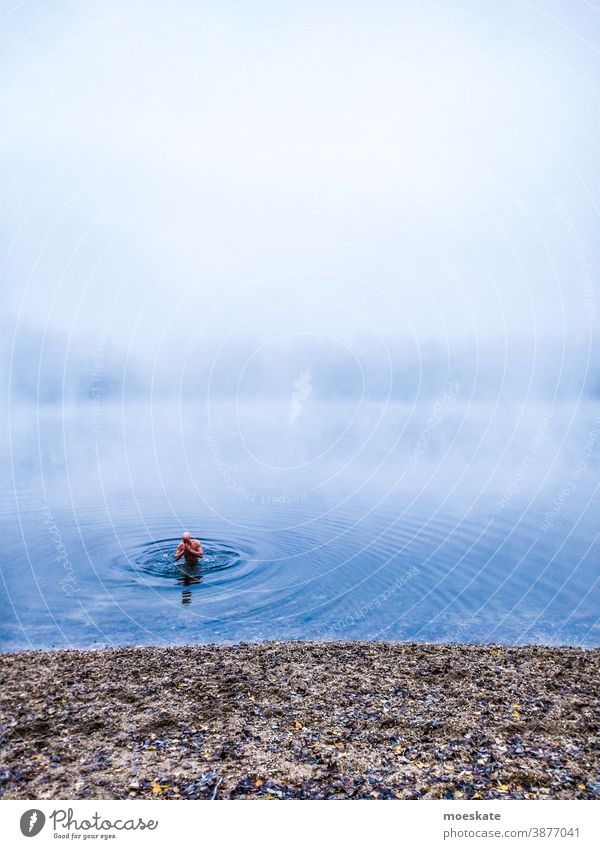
[2, 398, 600, 650]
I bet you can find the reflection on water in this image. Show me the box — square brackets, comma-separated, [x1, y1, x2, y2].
[1, 400, 600, 650]
[178, 564, 201, 605]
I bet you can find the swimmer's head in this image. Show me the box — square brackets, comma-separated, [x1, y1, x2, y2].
[182, 532, 191, 542]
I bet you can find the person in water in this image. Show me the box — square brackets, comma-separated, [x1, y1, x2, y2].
[174, 532, 203, 564]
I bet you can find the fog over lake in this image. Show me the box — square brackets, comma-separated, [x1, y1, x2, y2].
[1, 1, 599, 649]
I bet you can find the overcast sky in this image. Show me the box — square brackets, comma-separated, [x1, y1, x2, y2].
[1, 0, 599, 373]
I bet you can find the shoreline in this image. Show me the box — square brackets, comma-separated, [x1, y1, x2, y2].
[1, 641, 599, 800]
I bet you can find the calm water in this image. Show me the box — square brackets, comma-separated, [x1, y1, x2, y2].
[2, 399, 600, 650]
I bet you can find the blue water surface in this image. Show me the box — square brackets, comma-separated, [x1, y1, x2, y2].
[1, 399, 599, 650]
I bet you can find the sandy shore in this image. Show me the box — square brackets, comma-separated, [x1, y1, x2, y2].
[1, 641, 599, 800]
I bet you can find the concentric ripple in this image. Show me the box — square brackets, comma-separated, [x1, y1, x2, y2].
[124, 537, 256, 591]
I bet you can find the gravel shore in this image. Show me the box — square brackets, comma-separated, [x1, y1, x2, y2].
[1, 642, 599, 800]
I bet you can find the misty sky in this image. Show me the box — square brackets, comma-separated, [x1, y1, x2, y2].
[1, 0, 599, 376]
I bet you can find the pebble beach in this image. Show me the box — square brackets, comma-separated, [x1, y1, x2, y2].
[1, 642, 599, 800]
